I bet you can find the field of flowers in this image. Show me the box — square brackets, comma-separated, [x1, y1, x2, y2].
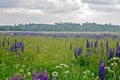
[0, 32, 120, 80]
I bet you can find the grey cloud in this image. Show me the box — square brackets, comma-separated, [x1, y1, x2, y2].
[0, 0, 19, 8]
[89, 4, 120, 12]
[19, 0, 80, 14]
[81, 0, 120, 5]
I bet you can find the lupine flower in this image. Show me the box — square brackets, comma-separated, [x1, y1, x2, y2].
[77, 46, 82, 56]
[44, 71, 48, 80]
[94, 41, 97, 48]
[86, 39, 90, 48]
[99, 59, 104, 80]
[37, 68, 44, 80]
[12, 75, 17, 80]
[108, 48, 114, 59]
[116, 46, 120, 57]
[32, 70, 37, 80]
[19, 74, 24, 80]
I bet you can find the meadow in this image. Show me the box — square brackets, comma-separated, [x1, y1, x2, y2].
[0, 32, 120, 80]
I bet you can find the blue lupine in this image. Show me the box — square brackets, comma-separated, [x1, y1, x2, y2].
[108, 48, 114, 59]
[86, 39, 90, 48]
[116, 46, 120, 57]
[94, 40, 98, 53]
[77, 46, 82, 56]
[44, 71, 48, 80]
[99, 60, 104, 80]
[19, 74, 24, 80]
[32, 70, 37, 80]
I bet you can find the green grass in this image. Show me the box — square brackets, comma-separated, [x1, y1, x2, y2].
[0, 35, 120, 80]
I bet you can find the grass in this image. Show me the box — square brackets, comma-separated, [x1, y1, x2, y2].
[0, 35, 120, 80]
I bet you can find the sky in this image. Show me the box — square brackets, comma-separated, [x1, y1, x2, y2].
[0, 0, 120, 25]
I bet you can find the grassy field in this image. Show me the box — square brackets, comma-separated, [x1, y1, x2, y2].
[0, 34, 120, 80]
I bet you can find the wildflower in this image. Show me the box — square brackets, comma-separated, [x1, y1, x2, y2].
[56, 65, 62, 69]
[63, 64, 69, 68]
[64, 70, 70, 74]
[52, 71, 59, 77]
[116, 46, 120, 58]
[77, 46, 82, 56]
[99, 59, 104, 80]
[27, 72, 31, 76]
[19, 74, 24, 80]
[32, 70, 37, 80]
[108, 48, 114, 59]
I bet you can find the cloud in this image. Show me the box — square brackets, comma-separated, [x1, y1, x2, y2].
[19, 0, 81, 14]
[0, 0, 19, 8]
[81, 0, 120, 5]
[0, 0, 120, 25]
[81, 0, 120, 12]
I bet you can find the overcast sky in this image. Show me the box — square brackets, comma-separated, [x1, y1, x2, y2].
[0, 0, 120, 25]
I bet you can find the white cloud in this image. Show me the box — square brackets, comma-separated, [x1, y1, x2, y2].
[0, 0, 120, 25]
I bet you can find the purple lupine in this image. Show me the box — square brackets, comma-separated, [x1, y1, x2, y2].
[108, 48, 114, 59]
[17, 42, 21, 49]
[77, 46, 82, 56]
[12, 75, 17, 80]
[19, 74, 24, 80]
[74, 48, 77, 58]
[99, 60, 104, 80]
[32, 70, 37, 80]
[37, 68, 44, 80]
[94, 41, 98, 53]
[44, 71, 48, 80]
[106, 40, 109, 52]
[116, 46, 120, 57]
[86, 39, 90, 48]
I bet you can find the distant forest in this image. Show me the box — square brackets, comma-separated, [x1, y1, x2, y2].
[0, 22, 120, 32]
